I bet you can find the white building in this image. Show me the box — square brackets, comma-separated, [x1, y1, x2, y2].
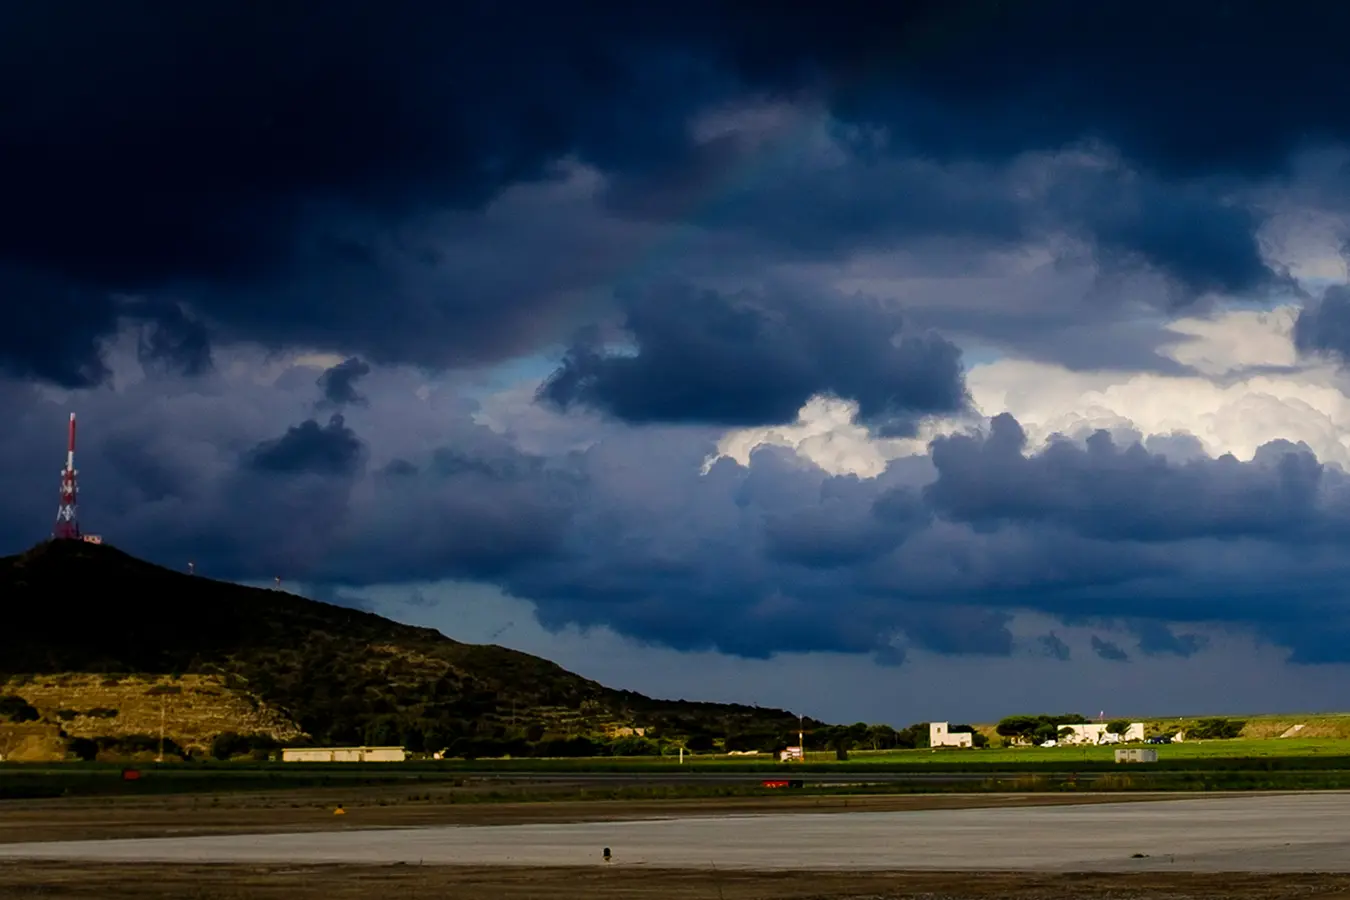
[281, 746, 406, 763]
[1056, 722, 1145, 745]
[929, 722, 974, 748]
[779, 746, 803, 762]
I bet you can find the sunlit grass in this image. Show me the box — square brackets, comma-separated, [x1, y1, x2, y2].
[843, 737, 1350, 765]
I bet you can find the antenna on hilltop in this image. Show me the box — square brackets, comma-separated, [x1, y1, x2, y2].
[53, 413, 80, 540]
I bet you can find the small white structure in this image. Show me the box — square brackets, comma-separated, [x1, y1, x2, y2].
[281, 746, 406, 763]
[1056, 722, 1145, 745]
[779, 746, 803, 762]
[1115, 747, 1158, 763]
[929, 722, 974, 748]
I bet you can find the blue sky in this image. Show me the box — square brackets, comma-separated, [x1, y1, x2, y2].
[5, 2, 1350, 724]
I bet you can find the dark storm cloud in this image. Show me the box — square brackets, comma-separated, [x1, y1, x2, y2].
[243, 414, 365, 477]
[1038, 633, 1072, 661]
[317, 357, 372, 407]
[717, 2, 1350, 179]
[1132, 621, 1207, 658]
[539, 284, 968, 434]
[900, 608, 1014, 656]
[1293, 285, 1350, 363]
[127, 299, 214, 378]
[762, 484, 928, 569]
[2, 1, 1341, 383]
[924, 414, 1328, 543]
[0, 2, 721, 377]
[0, 265, 117, 386]
[606, 133, 1278, 303]
[380, 459, 419, 477]
[7, 356, 1350, 666]
[1048, 170, 1285, 300]
[600, 145, 1029, 258]
[322, 426, 583, 586]
[480, 415, 1350, 664]
[1090, 636, 1129, 662]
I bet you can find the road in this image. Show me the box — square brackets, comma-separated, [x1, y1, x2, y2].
[3, 792, 1349, 871]
[448, 770, 1072, 785]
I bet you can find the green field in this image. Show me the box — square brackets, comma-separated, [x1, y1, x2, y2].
[842, 737, 1350, 765]
[7, 736, 1350, 775]
[397, 736, 1350, 771]
[8, 735, 1350, 802]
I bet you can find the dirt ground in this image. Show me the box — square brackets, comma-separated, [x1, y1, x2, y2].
[2, 862, 1350, 900]
[0, 789, 1194, 844]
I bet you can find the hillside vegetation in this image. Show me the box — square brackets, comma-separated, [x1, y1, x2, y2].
[0, 540, 821, 759]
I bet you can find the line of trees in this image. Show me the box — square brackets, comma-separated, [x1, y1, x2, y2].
[995, 713, 1090, 744]
[995, 714, 1252, 744]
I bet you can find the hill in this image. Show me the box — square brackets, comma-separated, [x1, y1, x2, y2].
[0, 540, 822, 760]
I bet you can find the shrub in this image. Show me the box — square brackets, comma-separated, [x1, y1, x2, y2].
[96, 734, 184, 758]
[68, 737, 98, 761]
[684, 734, 716, 753]
[0, 695, 39, 723]
[1188, 718, 1245, 740]
[610, 736, 660, 756]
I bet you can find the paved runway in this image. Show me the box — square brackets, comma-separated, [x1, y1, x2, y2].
[2, 793, 1349, 871]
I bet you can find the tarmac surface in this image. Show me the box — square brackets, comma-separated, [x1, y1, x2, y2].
[2, 793, 1350, 872]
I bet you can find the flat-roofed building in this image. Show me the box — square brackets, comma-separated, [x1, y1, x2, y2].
[281, 746, 406, 763]
[929, 722, 974, 748]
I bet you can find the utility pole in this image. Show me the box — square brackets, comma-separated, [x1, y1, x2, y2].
[53, 413, 81, 540]
[157, 698, 166, 763]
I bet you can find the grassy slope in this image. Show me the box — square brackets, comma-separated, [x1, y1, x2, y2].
[0, 541, 818, 748]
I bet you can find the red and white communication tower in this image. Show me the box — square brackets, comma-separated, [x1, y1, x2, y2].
[53, 412, 80, 540]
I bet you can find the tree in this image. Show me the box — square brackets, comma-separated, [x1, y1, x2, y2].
[996, 716, 1041, 738]
[211, 732, 246, 761]
[1106, 719, 1132, 736]
[866, 723, 898, 750]
[401, 723, 427, 754]
[361, 716, 402, 747]
[827, 729, 854, 759]
[1032, 722, 1058, 743]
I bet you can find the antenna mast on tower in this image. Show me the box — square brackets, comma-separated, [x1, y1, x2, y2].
[53, 413, 80, 540]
